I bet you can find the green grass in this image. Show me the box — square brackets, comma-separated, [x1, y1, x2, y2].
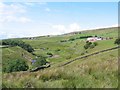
[21, 27, 117, 64]
[2, 49, 118, 88]
[2, 27, 118, 88]
[23, 38, 117, 65]
[2, 46, 35, 69]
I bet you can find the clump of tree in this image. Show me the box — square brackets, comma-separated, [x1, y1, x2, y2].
[68, 38, 75, 41]
[84, 41, 92, 49]
[3, 59, 29, 73]
[60, 35, 94, 43]
[60, 40, 67, 42]
[2, 39, 34, 53]
[84, 41, 98, 49]
[32, 56, 48, 68]
[67, 35, 94, 42]
[79, 36, 93, 39]
[114, 38, 120, 45]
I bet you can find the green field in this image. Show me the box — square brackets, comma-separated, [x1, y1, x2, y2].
[2, 27, 119, 88]
[2, 46, 35, 70]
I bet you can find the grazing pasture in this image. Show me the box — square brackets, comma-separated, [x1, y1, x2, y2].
[2, 27, 118, 88]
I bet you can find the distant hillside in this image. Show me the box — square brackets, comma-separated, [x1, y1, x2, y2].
[16, 27, 118, 40]
[64, 27, 118, 36]
[2, 27, 118, 67]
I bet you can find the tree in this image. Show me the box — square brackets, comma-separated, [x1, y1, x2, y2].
[68, 38, 75, 41]
[79, 36, 92, 39]
[84, 41, 97, 49]
[2, 39, 34, 53]
[32, 56, 47, 68]
[47, 52, 53, 57]
[84, 44, 89, 49]
[3, 59, 29, 73]
[95, 35, 97, 37]
[114, 38, 120, 45]
[89, 44, 95, 49]
[86, 41, 92, 45]
[84, 41, 92, 49]
[93, 42, 98, 46]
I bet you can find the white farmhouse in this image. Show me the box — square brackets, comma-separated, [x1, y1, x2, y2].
[87, 37, 102, 42]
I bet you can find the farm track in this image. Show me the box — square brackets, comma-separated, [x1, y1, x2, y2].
[59, 46, 119, 67]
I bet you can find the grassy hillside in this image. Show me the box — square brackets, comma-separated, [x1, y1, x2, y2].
[2, 49, 118, 88]
[22, 27, 117, 65]
[2, 27, 118, 88]
[2, 46, 35, 70]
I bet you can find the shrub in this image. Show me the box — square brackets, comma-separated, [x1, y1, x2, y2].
[32, 56, 47, 68]
[3, 59, 29, 73]
[79, 36, 92, 39]
[84, 44, 89, 49]
[47, 52, 53, 57]
[93, 42, 98, 46]
[86, 41, 92, 45]
[60, 40, 67, 42]
[95, 35, 97, 37]
[84, 41, 97, 49]
[89, 44, 95, 49]
[68, 38, 75, 41]
[84, 42, 91, 49]
[114, 38, 120, 45]
[86, 41, 89, 43]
